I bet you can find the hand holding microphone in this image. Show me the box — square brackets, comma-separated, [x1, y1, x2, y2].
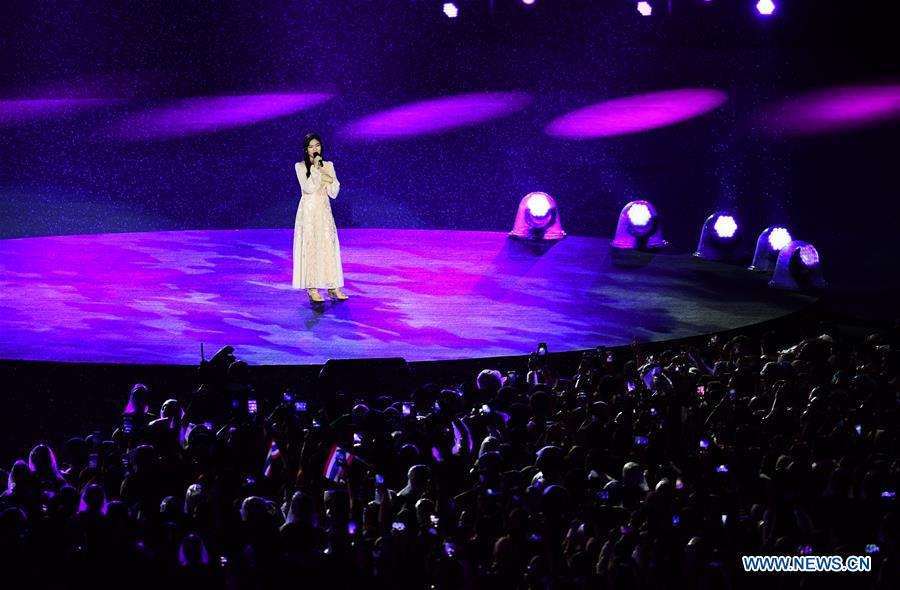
[314, 152, 334, 184]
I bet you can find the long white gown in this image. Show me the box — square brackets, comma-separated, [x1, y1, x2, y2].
[292, 160, 344, 289]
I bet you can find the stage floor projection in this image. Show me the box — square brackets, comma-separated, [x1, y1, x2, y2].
[0, 229, 815, 365]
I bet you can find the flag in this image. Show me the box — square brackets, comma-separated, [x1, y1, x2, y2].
[264, 439, 284, 478]
[323, 444, 354, 483]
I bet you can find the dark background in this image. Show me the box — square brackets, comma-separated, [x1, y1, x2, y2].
[1, 0, 898, 313]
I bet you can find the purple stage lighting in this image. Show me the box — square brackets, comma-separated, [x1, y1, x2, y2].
[343, 92, 530, 140]
[750, 226, 793, 272]
[443, 3, 458, 18]
[611, 200, 667, 250]
[713, 215, 738, 239]
[628, 203, 652, 227]
[767, 227, 792, 251]
[770, 241, 825, 292]
[546, 89, 727, 139]
[510, 192, 566, 241]
[522, 0, 536, 5]
[107, 93, 332, 140]
[798, 244, 819, 267]
[0, 98, 114, 126]
[759, 85, 900, 137]
[637, 2, 653, 16]
[526, 193, 552, 217]
[756, 0, 776, 16]
[695, 213, 741, 261]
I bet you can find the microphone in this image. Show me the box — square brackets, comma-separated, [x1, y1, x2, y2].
[313, 152, 324, 168]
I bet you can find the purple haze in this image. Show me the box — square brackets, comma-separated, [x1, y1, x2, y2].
[546, 88, 728, 139]
[760, 85, 900, 136]
[0, 98, 114, 125]
[342, 92, 531, 140]
[108, 93, 333, 140]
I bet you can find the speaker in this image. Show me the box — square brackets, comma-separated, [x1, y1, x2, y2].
[317, 357, 412, 401]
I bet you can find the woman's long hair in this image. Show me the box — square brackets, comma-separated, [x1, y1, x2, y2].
[303, 133, 324, 178]
[28, 444, 64, 485]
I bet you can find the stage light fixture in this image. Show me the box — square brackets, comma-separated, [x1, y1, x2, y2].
[443, 3, 458, 18]
[611, 200, 667, 250]
[756, 0, 775, 16]
[749, 226, 792, 272]
[637, 1, 653, 16]
[694, 213, 741, 261]
[522, 0, 536, 5]
[510, 192, 566, 241]
[769, 241, 825, 292]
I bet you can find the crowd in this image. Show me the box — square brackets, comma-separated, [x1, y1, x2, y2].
[1, 322, 897, 589]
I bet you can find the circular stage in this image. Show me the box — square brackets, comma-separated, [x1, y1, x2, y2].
[0, 229, 815, 365]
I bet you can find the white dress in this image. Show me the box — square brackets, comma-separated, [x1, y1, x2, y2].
[292, 160, 344, 289]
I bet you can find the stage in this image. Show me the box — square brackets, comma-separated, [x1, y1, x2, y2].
[0, 229, 815, 365]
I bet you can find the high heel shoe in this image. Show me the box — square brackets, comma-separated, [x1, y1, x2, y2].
[328, 288, 349, 301]
[307, 288, 325, 304]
